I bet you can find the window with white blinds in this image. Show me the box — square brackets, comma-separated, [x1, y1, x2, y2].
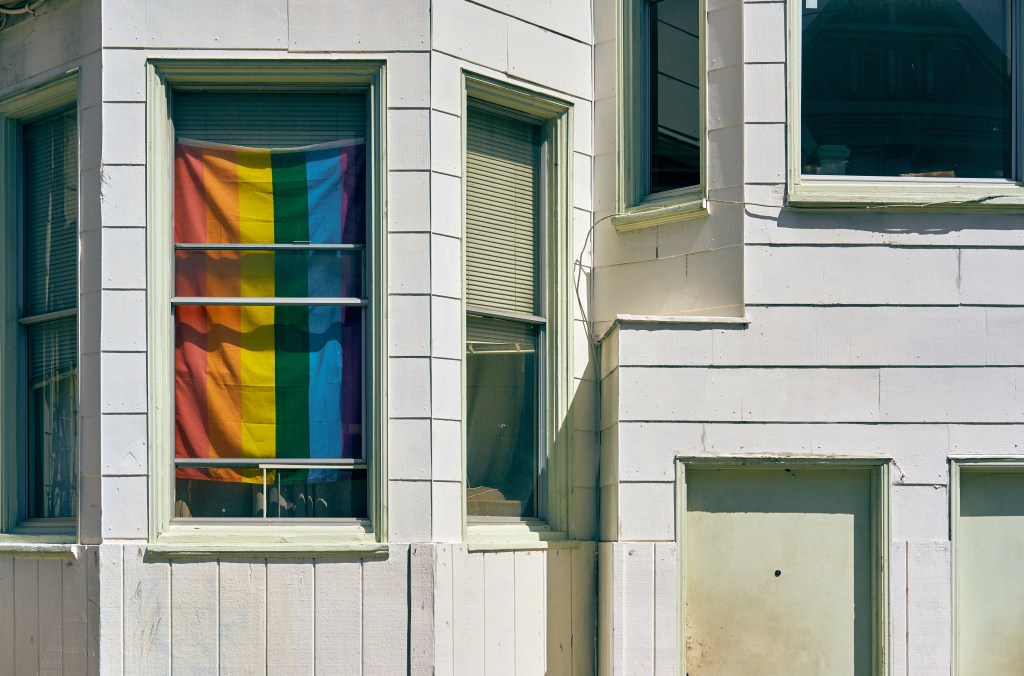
[21, 107, 78, 521]
[465, 102, 546, 520]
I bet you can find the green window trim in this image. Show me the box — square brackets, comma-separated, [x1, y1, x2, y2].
[675, 456, 891, 676]
[615, 0, 708, 232]
[462, 72, 575, 548]
[786, 0, 1024, 211]
[146, 60, 389, 555]
[0, 71, 80, 543]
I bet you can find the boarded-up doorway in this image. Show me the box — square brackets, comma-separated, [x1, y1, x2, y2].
[681, 462, 884, 676]
[955, 465, 1024, 675]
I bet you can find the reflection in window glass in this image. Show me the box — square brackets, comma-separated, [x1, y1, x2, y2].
[466, 317, 538, 518]
[23, 109, 78, 520]
[649, 0, 701, 193]
[802, 0, 1013, 178]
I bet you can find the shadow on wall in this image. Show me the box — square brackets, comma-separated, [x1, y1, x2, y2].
[776, 207, 1024, 235]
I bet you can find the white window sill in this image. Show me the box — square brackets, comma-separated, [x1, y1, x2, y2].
[788, 180, 1024, 211]
[466, 521, 579, 552]
[0, 535, 80, 559]
[148, 524, 387, 558]
[612, 192, 708, 232]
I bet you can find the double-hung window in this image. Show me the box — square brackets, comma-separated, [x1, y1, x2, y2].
[617, 0, 705, 229]
[148, 62, 386, 552]
[789, 0, 1024, 207]
[463, 75, 573, 542]
[0, 75, 79, 539]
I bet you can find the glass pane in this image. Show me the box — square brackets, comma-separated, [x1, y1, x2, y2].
[175, 468, 367, 519]
[174, 249, 364, 298]
[27, 318, 78, 519]
[466, 317, 538, 518]
[174, 305, 363, 471]
[173, 140, 366, 247]
[649, 0, 702, 193]
[802, 0, 1012, 178]
[24, 108, 78, 316]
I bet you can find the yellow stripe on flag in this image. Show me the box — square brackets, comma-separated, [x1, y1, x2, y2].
[237, 149, 277, 459]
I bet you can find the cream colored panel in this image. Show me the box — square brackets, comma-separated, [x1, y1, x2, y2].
[685, 467, 873, 676]
[957, 472, 1024, 675]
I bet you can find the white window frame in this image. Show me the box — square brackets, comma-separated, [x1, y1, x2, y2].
[462, 73, 575, 551]
[787, 0, 1024, 210]
[614, 0, 708, 232]
[145, 60, 389, 556]
[0, 71, 80, 555]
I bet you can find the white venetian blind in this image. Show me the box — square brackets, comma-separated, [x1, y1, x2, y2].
[24, 108, 78, 317]
[173, 91, 366, 147]
[465, 104, 541, 316]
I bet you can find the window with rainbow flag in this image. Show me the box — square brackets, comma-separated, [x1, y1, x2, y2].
[170, 107, 369, 520]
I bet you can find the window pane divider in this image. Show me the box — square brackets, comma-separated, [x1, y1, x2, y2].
[466, 305, 546, 325]
[175, 458, 366, 468]
[171, 296, 368, 306]
[18, 307, 76, 326]
[174, 243, 364, 251]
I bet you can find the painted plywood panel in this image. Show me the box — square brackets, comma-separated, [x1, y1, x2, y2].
[685, 467, 874, 675]
[957, 471, 1024, 675]
[220, 560, 267, 675]
[171, 561, 218, 674]
[0, 558, 11, 674]
[266, 560, 314, 673]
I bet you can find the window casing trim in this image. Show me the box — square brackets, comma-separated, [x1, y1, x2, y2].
[786, 0, 1024, 210]
[615, 0, 708, 231]
[0, 71, 79, 541]
[146, 60, 389, 554]
[461, 72, 575, 548]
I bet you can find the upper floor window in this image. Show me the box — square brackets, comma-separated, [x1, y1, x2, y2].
[462, 74, 574, 542]
[148, 62, 387, 553]
[0, 75, 79, 536]
[802, 0, 1014, 179]
[646, 0, 702, 194]
[618, 0, 705, 228]
[790, 0, 1024, 207]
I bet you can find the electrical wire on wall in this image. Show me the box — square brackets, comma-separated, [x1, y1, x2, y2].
[0, 0, 47, 32]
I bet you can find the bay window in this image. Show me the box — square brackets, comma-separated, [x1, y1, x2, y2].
[789, 0, 1024, 207]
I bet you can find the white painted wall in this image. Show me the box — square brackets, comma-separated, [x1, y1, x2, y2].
[595, 0, 1024, 673]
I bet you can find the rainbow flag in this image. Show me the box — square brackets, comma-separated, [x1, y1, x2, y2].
[173, 138, 366, 483]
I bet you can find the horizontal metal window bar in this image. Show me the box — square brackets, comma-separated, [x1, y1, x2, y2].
[175, 243, 364, 251]
[176, 458, 366, 468]
[467, 305, 546, 325]
[18, 308, 77, 326]
[172, 296, 368, 307]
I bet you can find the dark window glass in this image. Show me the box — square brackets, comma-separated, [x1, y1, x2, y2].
[23, 109, 78, 520]
[802, 0, 1013, 178]
[649, 0, 702, 193]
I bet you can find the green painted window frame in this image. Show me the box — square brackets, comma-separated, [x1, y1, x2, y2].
[145, 60, 389, 557]
[786, 0, 1024, 211]
[613, 0, 708, 232]
[0, 72, 80, 557]
[949, 456, 1024, 674]
[462, 73, 576, 551]
[675, 456, 891, 675]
